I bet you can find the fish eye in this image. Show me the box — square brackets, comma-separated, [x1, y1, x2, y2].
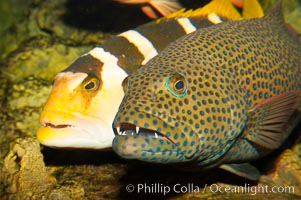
[174, 80, 184, 91]
[165, 72, 187, 98]
[85, 81, 95, 90]
[82, 77, 100, 92]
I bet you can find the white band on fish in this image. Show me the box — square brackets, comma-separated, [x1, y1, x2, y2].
[177, 18, 197, 34]
[119, 30, 158, 65]
[208, 13, 223, 24]
[88, 47, 128, 83]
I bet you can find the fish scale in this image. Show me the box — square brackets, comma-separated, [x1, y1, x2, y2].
[112, 2, 301, 180]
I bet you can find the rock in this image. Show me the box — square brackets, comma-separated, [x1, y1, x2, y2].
[35, 0, 108, 45]
[0, 0, 44, 61]
[0, 0, 114, 62]
[260, 144, 301, 196]
[5, 36, 91, 82]
[1, 137, 56, 199]
[0, 137, 88, 199]
[46, 180, 85, 200]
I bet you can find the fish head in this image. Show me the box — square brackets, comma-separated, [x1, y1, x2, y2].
[113, 28, 248, 164]
[37, 50, 127, 149]
[113, 68, 201, 163]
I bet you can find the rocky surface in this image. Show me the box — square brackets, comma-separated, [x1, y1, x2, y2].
[0, 137, 87, 199]
[1, 137, 57, 199]
[0, 0, 301, 199]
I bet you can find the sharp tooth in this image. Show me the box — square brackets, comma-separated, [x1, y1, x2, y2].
[155, 132, 158, 138]
[136, 126, 140, 134]
[116, 126, 121, 134]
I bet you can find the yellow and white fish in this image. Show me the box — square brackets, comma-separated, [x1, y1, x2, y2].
[36, 0, 263, 150]
[114, 0, 256, 19]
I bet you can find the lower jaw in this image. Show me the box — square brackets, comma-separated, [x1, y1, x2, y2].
[112, 146, 187, 163]
[112, 135, 187, 162]
[36, 126, 114, 149]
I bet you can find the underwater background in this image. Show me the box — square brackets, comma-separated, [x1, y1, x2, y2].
[0, 0, 301, 199]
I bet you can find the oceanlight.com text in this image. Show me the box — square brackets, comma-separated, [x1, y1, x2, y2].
[125, 183, 295, 196]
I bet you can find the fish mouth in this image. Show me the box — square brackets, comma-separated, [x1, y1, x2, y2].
[37, 111, 115, 149]
[114, 123, 175, 144]
[42, 122, 77, 129]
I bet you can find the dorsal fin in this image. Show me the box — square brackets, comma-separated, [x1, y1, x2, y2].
[264, 0, 300, 43]
[166, 0, 242, 20]
[264, 0, 284, 25]
[242, 0, 264, 19]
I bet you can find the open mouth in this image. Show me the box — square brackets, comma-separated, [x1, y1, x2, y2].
[114, 123, 174, 142]
[43, 122, 76, 129]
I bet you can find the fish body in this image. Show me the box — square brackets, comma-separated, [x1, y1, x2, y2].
[112, 2, 301, 180]
[37, 0, 254, 149]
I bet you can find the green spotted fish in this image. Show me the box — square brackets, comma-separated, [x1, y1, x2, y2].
[112, 2, 301, 180]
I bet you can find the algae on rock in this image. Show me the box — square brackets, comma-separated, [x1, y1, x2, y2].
[1, 137, 56, 199]
[0, 0, 44, 61]
[5, 36, 92, 82]
[1, 137, 86, 200]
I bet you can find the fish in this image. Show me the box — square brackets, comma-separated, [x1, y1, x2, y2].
[37, 0, 262, 150]
[113, 0, 259, 19]
[112, 1, 301, 180]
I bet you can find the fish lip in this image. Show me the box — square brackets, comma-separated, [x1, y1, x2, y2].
[42, 122, 77, 129]
[113, 122, 176, 144]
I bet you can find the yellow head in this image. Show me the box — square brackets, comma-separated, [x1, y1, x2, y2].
[37, 48, 127, 149]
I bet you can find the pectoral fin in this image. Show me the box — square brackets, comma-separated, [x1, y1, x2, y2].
[245, 91, 301, 149]
[219, 163, 260, 180]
